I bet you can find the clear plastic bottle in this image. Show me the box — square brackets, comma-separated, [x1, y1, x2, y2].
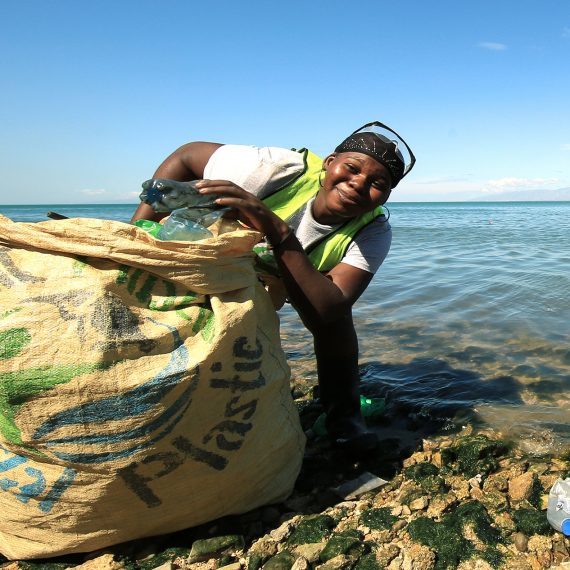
[156, 210, 214, 241]
[547, 478, 570, 535]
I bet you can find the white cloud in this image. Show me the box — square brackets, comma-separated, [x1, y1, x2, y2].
[80, 188, 108, 196]
[396, 176, 569, 202]
[561, 143, 570, 151]
[481, 177, 559, 194]
[415, 176, 471, 185]
[478, 42, 507, 51]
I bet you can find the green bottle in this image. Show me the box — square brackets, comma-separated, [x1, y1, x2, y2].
[312, 395, 385, 437]
[134, 219, 162, 238]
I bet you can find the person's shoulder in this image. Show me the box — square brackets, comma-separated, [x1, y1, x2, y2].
[359, 215, 392, 237]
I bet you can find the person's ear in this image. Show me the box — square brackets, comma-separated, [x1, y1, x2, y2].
[322, 153, 337, 170]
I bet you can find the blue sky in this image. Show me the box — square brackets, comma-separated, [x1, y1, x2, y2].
[1, 0, 569, 204]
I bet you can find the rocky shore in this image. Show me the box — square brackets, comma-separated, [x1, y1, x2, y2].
[2, 386, 570, 570]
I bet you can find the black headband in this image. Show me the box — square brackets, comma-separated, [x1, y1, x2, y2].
[334, 132, 405, 187]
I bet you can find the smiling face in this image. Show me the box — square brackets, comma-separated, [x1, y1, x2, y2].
[312, 152, 392, 225]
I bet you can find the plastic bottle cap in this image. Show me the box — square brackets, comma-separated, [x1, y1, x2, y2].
[562, 519, 570, 536]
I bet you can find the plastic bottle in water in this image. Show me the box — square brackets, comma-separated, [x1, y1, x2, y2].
[547, 478, 570, 535]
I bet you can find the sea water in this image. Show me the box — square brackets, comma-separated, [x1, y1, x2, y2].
[2, 201, 569, 454]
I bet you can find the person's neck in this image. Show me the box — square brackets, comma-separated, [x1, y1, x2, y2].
[311, 193, 345, 226]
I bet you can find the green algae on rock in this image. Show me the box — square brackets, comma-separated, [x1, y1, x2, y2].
[359, 507, 398, 531]
[262, 549, 297, 569]
[138, 546, 190, 570]
[287, 515, 336, 545]
[404, 461, 448, 493]
[187, 535, 245, 563]
[408, 500, 505, 569]
[320, 530, 367, 562]
[353, 551, 384, 570]
[512, 507, 554, 536]
[440, 434, 510, 478]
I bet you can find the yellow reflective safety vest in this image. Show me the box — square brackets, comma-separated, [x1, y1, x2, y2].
[262, 148, 385, 273]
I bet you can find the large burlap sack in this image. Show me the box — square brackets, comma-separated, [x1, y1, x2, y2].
[0, 214, 305, 560]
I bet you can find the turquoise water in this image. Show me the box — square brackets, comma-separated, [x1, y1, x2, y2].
[2, 202, 570, 453]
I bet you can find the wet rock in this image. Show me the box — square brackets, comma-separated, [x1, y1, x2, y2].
[401, 543, 435, 570]
[482, 472, 509, 493]
[468, 474, 482, 489]
[552, 535, 570, 563]
[449, 477, 471, 500]
[290, 557, 310, 570]
[409, 496, 428, 511]
[426, 493, 456, 517]
[391, 505, 403, 516]
[528, 535, 554, 567]
[262, 550, 297, 569]
[493, 511, 516, 531]
[402, 451, 431, 467]
[217, 563, 241, 570]
[502, 554, 533, 569]
[479, 489, 508, 511]
[363, 529, 392, 544]
[509, 471, 536, 502]
[392, 520, 408, 533]
[431, 451, 443, 468]
[386, 557, 403, 570]
[290, 543, 324, 564]
[187, 535, 245, 563]
[319, 531, 364, 562]
[270, 519, 298, 542]
[315, 554, 352, 569]
[422, 439, 439, 452]
[513, 531, 529, 552]
[374, 543, 400, 567]
[248, 537, 278, 558]
[352, 551, 384, 569]
[456, 559, 494, 569]
[469, 486, 484, 501]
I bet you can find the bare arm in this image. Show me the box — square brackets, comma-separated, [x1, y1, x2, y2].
[131, 141, 223, 223]
[195, 180, 373, 330]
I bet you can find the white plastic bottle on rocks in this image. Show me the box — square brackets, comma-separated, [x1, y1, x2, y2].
[547, 478, 570, 535]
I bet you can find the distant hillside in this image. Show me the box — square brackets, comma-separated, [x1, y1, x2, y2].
[473, 187, 570, 201]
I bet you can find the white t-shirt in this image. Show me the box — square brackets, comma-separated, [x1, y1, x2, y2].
[204, 144, 392, 274]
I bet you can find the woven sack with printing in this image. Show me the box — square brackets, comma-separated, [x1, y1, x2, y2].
[0, 214, 305, 560]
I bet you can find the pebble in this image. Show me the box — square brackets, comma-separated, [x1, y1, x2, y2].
[514, 532, 529, 552]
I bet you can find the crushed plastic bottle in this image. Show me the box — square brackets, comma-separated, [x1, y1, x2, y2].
[140, 179, 220, 212]
[138, 178, 230, 242]
[312, 395, 386, 437]
[156, 209, 215, 241]
[547, 478, 570, 535]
